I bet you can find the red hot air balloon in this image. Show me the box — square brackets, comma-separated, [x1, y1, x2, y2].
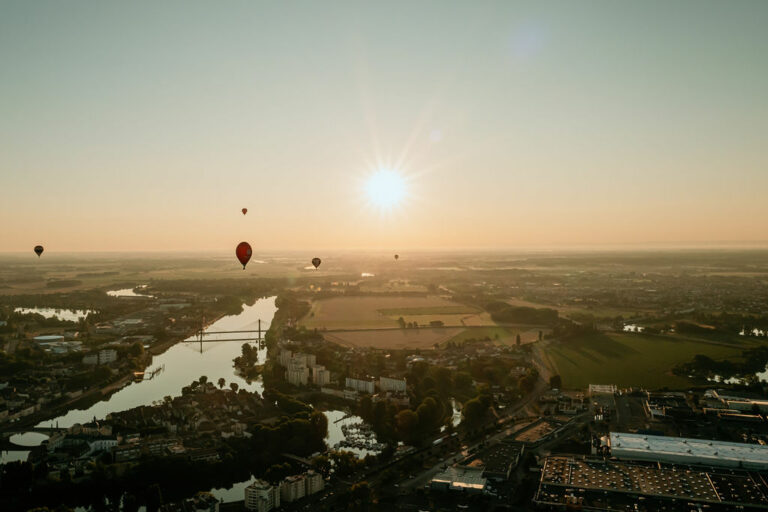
[311, 257, 321, 269]
[34, 245, 44, 258]
[242, 208, 247, 215]
[236, 242, 252, 269]
[394, 254, 399, 261]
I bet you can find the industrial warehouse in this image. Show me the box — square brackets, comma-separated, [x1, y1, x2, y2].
[535, 431, 768, 511]
[534, 456, 768, 511]
[609, 432, 768, 470]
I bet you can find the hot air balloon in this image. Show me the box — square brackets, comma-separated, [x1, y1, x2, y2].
[394, 254, 399, 261]
[242, 208, 247, 215]
[236, 242, 252, 269]
[311, 257, 321, 269]
[34, 245, 44, 258]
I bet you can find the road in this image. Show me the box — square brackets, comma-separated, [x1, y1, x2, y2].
[399, 376, 550, 492]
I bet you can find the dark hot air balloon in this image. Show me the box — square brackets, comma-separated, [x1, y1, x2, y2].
[34, 245, 44, 258]
[311, 257, 321, 269]
[242, 208, 247, 215]
[236, 242, 252, 269]
[394, 254, 399, 261]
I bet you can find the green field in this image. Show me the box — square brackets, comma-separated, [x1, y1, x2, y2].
[445, 325, 546, 346]
[547, 332, 758, 389]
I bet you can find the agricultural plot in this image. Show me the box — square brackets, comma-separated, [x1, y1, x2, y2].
[445, 325, 549, 346]
[548, 332, 751, 389]
[300, 296, 484, 330]
[324, 327, 464, 350]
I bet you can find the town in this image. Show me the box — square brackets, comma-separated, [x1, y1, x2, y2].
[1, 251, 768, 511]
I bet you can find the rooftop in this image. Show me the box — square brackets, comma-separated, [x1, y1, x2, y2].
[610, 432, 768, 467]
[431, 466, 487, 491]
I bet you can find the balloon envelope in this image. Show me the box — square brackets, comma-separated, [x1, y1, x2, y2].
[34, 245, 44, 257]
[311, 257, 321, 269]
[242, 208, 247, 215]
[394, 254, 399, 260]
[236, 242, 252, 269]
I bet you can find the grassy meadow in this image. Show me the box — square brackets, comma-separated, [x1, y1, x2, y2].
[547, 332, 757, 389]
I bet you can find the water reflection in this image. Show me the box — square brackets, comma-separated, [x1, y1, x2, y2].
[39, 297, 278, 428]
[210, 408, 377, 503]
[107, 285, 154, 298]
[1, 450, 29, 465]
[9, 432, 49, 447]
[14, 307, 94, 322]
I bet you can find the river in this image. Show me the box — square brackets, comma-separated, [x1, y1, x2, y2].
[38, 297, 278, 429]
[25, 295, 375, 505]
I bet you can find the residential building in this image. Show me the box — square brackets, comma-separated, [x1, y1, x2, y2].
[379, 376, 407, 393]
[98, 349, 118, 364]
[305, 470, 324, 495]
[588, 384, 617, 396]
[346, 377, 375, 394]
[285, 361, 309, 386]
[280, 474, 306, 503]
[311, 365, 331, 386]
[245, 480, 280, 512]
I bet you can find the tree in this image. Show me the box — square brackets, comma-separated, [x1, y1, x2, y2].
[397, 316, 406, 329]
[538, 330, 543, 341]
[218, 377, 226, 389]
[516, 334, 521, 346]
[229, 382, 239, 393]
[359, 394, 373, 420]
[395, 409, 419, 443]
[198, 375, 208, 386]
[311, 454, 331, 475]
[128, 342, 144, 357]
[145, 484, 163, 512]
[549, 374, 562, 390]
[462, 395, 490, 427]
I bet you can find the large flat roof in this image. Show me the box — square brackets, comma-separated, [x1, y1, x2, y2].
[610, 432, 768, 467]
[431, 466, 487, 491]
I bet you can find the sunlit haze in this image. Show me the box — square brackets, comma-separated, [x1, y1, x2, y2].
[2, 1, 768, 252]
[365, 170, 407, 213]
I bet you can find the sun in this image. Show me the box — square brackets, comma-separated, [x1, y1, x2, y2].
[364, 169, 407, 211]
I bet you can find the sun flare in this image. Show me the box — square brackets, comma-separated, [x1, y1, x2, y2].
[365, 169, 407, 211]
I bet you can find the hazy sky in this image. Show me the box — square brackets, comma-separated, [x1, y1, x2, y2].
[2, 1, 767, 252]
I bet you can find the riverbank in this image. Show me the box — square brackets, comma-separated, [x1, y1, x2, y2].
[0, 316, 228, 436]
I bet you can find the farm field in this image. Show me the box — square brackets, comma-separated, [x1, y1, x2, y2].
[300, 296, 486, 330]
[547, 332, 756, 389]
[505, 297, 643, 321]
[445, 325, 549, 346]
[324, 327, 464, 350]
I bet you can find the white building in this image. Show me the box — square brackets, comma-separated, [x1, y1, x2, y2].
[280, 474, 306, 503]
[311, 365, 331, 386]
[82, 354, 99, 365]
[88, 436, 118, 453]
[278, 350, 293, 368]
[99, 349, 118, 364]
[588, 384, 617, 396]
[245, 480, 280, 512]
[278, 350, 316, 369]
[305, 470, 324, 495]
[379, 376, 407, 393]
[609, 432, 768, 470]
[285, 360, 309, 386]
[280, 471, 324, 503]
[346, 377, 375, 394]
